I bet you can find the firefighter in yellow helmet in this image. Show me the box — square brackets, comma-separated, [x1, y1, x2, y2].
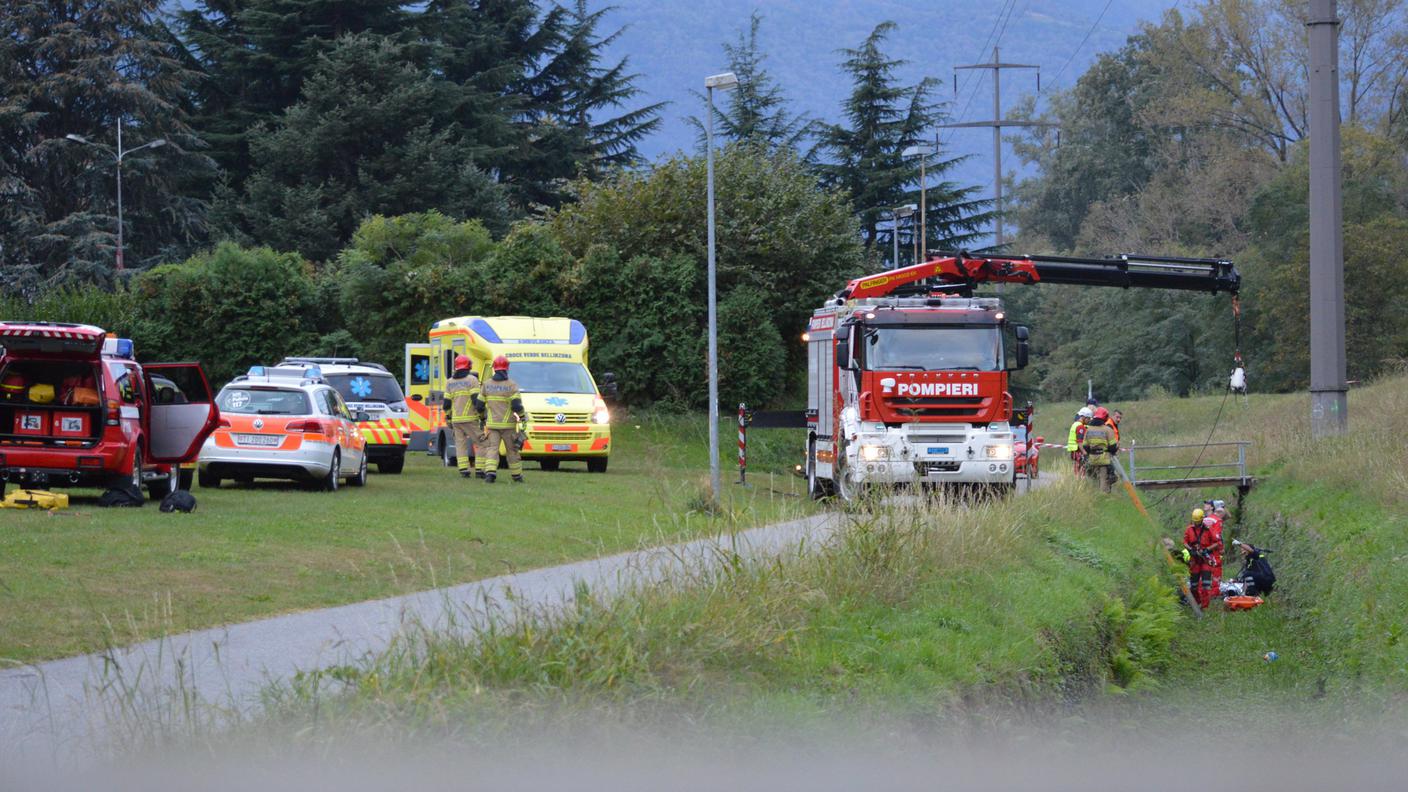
[442, 354, 482, 478]
[473, 355, 525, 483]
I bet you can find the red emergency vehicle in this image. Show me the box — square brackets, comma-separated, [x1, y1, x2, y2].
[0, 322, 220, 500]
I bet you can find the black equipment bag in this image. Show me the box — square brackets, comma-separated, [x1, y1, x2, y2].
[98, 483, 145, 508]
[160, 490, 197, 513]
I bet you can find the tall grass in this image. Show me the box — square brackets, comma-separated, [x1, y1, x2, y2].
[224, 476, 1178, 748]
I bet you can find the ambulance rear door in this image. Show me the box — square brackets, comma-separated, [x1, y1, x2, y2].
[403, 342, 433, 451]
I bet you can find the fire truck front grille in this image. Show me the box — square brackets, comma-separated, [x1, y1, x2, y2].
[888, 397, 986, 418]
[916, 461, 962, 475]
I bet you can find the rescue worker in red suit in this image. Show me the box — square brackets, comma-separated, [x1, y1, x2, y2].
[1184, 508, 1224, 609]
[1209, 500, 1230, 597]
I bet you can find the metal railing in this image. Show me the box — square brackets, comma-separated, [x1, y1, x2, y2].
[1126, 441, 1251, 488]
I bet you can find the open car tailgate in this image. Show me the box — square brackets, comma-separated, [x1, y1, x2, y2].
[0, 322, 107, 357]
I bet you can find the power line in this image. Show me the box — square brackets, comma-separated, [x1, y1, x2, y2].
[1047, 0, 1115, 88]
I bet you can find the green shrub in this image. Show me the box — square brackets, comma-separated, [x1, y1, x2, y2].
[131, 242, 321, 383]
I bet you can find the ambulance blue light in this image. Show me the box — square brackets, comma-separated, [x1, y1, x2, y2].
[247, 366, 265, 376]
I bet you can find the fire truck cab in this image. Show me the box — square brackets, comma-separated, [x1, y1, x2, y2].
[805, 295, 1028, 499]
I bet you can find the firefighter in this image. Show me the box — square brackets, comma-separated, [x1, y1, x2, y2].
[1184, 508, 1224, 610]
[441, 354, 481, 478]
[473, 355, 525, 483]
[1109, 409, 1123, 452]
[1081, 407, 1119, 492]
[1067, 406, 1093, 476]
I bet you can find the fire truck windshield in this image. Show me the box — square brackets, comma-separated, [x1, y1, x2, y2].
[863, 326, 1003, 372]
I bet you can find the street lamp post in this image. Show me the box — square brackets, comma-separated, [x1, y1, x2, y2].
[704, 71, 738, 503]
[891, 204, 916, 268]
[902, 144, 934, 261]
[66, 122, 166, 272]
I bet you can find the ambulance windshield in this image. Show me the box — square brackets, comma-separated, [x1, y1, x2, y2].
[863, 326, 1002, 372]
[509, 362, 596, 394]
[326, 373, 405, 404]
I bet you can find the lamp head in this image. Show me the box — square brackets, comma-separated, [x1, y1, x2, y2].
[705, 72, 739, 90]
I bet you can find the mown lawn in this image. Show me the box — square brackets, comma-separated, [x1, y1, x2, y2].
[0, 413, 813, 664]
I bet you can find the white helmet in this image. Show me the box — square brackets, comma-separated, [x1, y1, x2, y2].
[1078, 407, 1094, 419]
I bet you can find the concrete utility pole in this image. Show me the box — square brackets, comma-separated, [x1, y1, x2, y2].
[938, 47, 1054, 248]
[704, 71, 739, 502]
[1308, 0, 1348, 437]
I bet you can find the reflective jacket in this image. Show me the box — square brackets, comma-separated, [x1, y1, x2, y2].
[1082, 421, 1117, 466]
[477, 375, 523, 429]
[1066, 420, 1085, 452]
[443, 371, 481, 423]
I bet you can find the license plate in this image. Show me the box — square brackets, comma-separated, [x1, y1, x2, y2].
[926, 446, 950, 456]
[235, 434, 281, 447]
[551, 444, 573, 452]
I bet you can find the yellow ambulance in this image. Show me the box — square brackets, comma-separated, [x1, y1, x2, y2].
[419, 316, 615, 472]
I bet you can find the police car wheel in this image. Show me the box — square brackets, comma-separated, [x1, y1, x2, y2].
[322, 451, 341, 492]
[198, 469, 221, 489]
[348, 453, 367, 487]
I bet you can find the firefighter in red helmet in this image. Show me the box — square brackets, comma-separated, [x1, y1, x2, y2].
[473, 355, 525, 483]
[1081, 407, 1119, 492]
[441, 353, 482, 478]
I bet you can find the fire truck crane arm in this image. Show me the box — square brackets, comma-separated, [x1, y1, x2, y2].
[838, 252, 1239, 300]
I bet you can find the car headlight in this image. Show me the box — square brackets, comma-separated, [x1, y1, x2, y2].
[592, 396, 610, 425]
[860, 444, 889, 461]
[985, 444, 1013, 460]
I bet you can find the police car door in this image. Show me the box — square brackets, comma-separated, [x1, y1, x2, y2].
[142, 364, 220, 462]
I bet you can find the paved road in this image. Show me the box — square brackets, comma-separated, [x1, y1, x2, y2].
[0, 511, 842, 767]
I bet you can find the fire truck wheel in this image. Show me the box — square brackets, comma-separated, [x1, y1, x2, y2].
[806, 440, 832, 500]
[147, 471, 176, 502]
[119, 448, 143, 493]
[834, 457, 862, 502]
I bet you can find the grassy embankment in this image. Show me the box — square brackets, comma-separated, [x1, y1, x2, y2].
[244, 375, 1408, 744]
[0, 415, 810, 664]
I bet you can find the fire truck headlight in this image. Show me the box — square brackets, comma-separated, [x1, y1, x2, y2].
[985, 444, 1013, 460]
[859, 444, 889, 461]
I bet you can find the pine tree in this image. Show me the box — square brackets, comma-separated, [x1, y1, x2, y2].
[817, 22, 991, 257]
[426, 0, 662, 208]
[237, 34, 509, 261]
[177, 0, 413, 187]
[1, 0, 215, 293]
[539, 2, 664, 176]
[691, 12, 810, 151]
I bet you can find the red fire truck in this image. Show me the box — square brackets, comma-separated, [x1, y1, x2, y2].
[803, 252, 1239, 500]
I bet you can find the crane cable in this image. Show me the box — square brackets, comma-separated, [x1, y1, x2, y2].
[1142, 295, 1245, 511]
